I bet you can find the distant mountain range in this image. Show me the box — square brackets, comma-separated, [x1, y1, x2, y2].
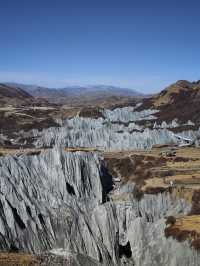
[5, 83, 143, 105]
[2, 80, 200, 124]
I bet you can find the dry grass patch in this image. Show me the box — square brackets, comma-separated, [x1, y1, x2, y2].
[105, 148, 200, 198]
[0, 253, 37, 266]
[165, 215, 200, 250]
[64, 147, 102, 152]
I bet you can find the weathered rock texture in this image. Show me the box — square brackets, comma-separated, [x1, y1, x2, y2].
[30, 107, 200, 150]
[1, 105, 200, 265]
[0, 148, 200, 265]
[0, 150, 114, 264]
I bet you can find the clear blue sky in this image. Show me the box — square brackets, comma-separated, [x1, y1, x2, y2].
[0, 0, 200, 93]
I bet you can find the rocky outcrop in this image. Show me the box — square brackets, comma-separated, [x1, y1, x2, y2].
[1, 104, 200, 265]
[0, 149, 114, 265]
[0, 148, 199, 265]
[103, 107, 158, 122]
[32, 116, 200, 150]
[25, 106, 200, 151]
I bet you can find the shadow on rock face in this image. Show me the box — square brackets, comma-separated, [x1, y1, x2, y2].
[119, 241, 132, 259]
[100, 164, 114, 203]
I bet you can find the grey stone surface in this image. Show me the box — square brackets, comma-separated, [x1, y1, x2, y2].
[1, 106, 200, 265]
[31, 108, 200, 150]
[0, 149, 200, 265]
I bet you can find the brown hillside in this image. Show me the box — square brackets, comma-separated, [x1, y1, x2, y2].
[137, 80, 200, 124]
[0, 84, 47, 107]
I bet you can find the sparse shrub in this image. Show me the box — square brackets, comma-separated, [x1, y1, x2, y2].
[166, 216, 176, 226]
[27, 151, 41, 156]
[190, 190, 200, 215]
[159, 170, 175, 178]
[79, 107, 104, 119]
[176, 230, 191, 242]
[191, 239, 200, 250]
[190, 230, 197, 237]
[133, 186, 144, 201]
[173, 157, 190, 163]
[145, 186, 166, 194]
[165, 226, 192, 242]
[165, 227, 180, 238]
[9, 243, 19, 253]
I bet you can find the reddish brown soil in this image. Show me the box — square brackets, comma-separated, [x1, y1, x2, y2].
[104, 153, 167, 187]
[189, 190, 200, 215]
[145, 186, 168, 194]
[79, 107, 105, 119]
[0, 112, 59, 138]
[165, 227, 193, 242]
[165, 217, 200, 251]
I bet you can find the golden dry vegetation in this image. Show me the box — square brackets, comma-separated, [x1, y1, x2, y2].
[152, 84, 190, 108]
[105, 147, 200, 248]
[0, 253, 38, 266]
[104, 147, 200, 191]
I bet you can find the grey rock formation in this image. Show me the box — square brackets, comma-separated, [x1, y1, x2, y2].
[1, 106, 200, 265]
[103, 107, 158, 122]
[24, 106, 199, 151]
[0, 148, 199, 265]
[0, 149, 114, 265]
[33, 116, 200, 151]
[153, 119, 196, 129]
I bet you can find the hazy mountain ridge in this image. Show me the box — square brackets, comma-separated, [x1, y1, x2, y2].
[0, 83, 32, 99]
[5, 82, 143, 104]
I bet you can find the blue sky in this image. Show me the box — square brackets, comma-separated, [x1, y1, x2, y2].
[0, 0, 200, 93]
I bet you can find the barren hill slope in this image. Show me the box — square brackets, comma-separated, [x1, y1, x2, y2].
[0, 83, 50, 107]
[137, 80, 200, 124]
[6, 83, 143, 106]
[0, 83, 34, 106]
